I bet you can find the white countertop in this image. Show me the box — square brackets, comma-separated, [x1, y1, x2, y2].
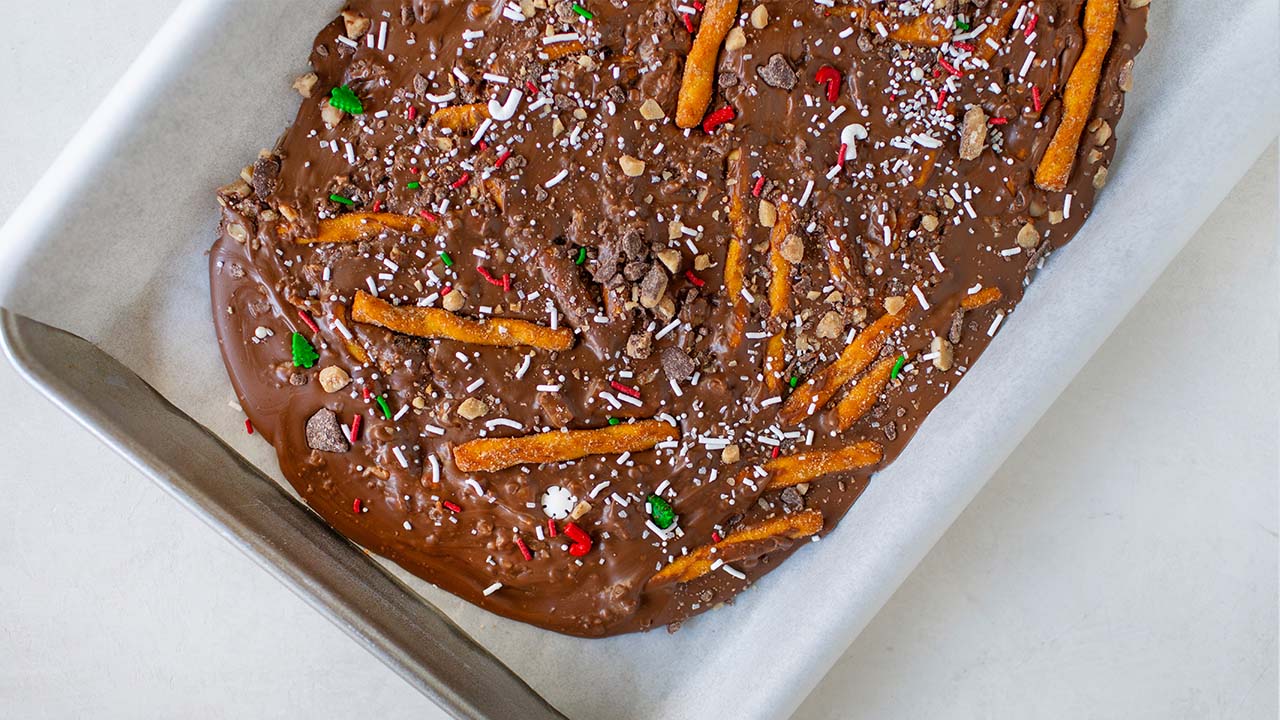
[2, 3, 1275, 718]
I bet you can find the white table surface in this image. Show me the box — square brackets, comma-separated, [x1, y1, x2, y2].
[2, 3, 1275, 718]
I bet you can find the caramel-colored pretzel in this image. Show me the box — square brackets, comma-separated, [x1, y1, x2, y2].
[675, 0, 740, 128]
[778, 305, 907, 425]
[649, 510, 823, 586]
[973, 2, 1024, 63]
[758, 440, 884, 490]
[1034, 0, 1119, 192]
[452, 419, 679, 473]
[429, 103, 490, 131]
[834, 355, 898, 430]
[723, 150, 751, 354]
[827, 6, 946, 47]
[297, 212, 437, 244]
[351, 290, 575, 351]
[764, 202, 795, 394]
[540, 39, 587, 61]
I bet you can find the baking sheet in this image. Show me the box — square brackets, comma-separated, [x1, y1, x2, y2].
[0, 1, 1275, 718]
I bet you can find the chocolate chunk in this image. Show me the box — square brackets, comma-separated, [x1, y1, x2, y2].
[289, 372, 309, 386]
[660, 347, 696, 381]
[626, 331, 653, 359]
[757, 54, 797, 90]
[251, 155, 281, 199]
[607, 85, 627, 105]
[780, 486, 804, 512]
[883, 421, 897, 441]
[305, 409, 350, 453]
[718, 70, 740, 89]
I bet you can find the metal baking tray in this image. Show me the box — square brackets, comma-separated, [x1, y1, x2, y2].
[1, 0, 1274, 718]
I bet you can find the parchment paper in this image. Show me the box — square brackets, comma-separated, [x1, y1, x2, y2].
[1, 1, 1276, 718]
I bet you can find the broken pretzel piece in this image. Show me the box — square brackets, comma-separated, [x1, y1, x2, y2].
[540, 39, 587, 61]
[452, 419, 679, 473]
[759, 441, 884, 490]
[834, 355, 898, 431]
[722, 150, 751, 354]
[961, 286, 1003, 311]
[351, 290, 574, 351]
[649, 509, 823, 586]
[1034, 0, 1119, 192]
[675, 0, 740, 129]
[827, 6, 946, 47]
[430, 103, 490, 131]
[298, 212, 436, 244]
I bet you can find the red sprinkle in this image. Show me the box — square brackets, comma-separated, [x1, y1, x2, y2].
[547, 519, 557, 538]
[297, 309, 320, 333]
[477, 266, 510, 291]
[352, 498, 363, 514]
[684, 270, 706, 287]
[711, 531, 723, 543]
[361, 386, 371, 401]
[349, 413, 362, 443]
[837, 142, 848, 167]
[701, 105, 736, 133]
[610, 380, 641, 398]
[954, 41, 976, 52]
[407, 105, 417, 121]
[441, 284, 453, 296]
[563, 522, 593, 557]
[1024, 14, 1038, 37]
[450, 172, 470, 189]
[692, 0, 704, 9]
[244, 418, 254, 435]
[770, 446, 780, 458]
[814, 65, 842, 103]
[495, 149, 512, 168]
[525, 80, 540, 95]
[418, 209, 437, 221]
[681, 13, 694, 33]
[989, 116, 1009, 125]
[515, 536, 533, 561]
[935, 89, 949, 111]
[371, 199, 383, 212]
[751, 175, 766, 197]
[443, 500, 462, 513]
[478, 140, 489, 152]
[938, 56, 962, 77]
[409, 166, 419, 174]
[1031, 85, 1043, 113]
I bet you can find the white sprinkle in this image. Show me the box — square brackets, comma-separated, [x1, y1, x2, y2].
[722, 564, 746, 580]
[987, 311, 1006, 337]
[536, 384, 562, 392]
[482, 72, 510, 84]
[383, 258, 400, 272]
[617, 451, 632, 465]
[799, 179, 815, 207]
[466, 378, 485, 392]
[424, 424, 446, 436]
[912, 284, 930, 309]
[377, 21, 388, 51]
[392, 446, 409, 468]
[1063, 193, 1073, 219]
[462, 29, 485, 41]
[741, 288, 756, 304]
[544, 169, 569, 188]
[1000, 247, 1023, 257]
[1019, 50, 1036, 78]
[929, 252, 945, 272]
[654, 319, 682, 341]
[365, 276, 379, 296]
[426, 92, 457, 104]
[590, 481, 611, 498]
[486, 418, 523, 430]
[429, 455, 440, 484]
[515, 354, 533, 379]
[393, 404, 410, 421]
[336, 35, 359, 48]
[332, 319, 353, 339]
[761, 396, 782, 407]
[483, 582, 503, 596]
[542, 32, 580, 44]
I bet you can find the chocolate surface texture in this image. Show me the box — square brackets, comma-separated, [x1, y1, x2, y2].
[211, 0, 1147, 636]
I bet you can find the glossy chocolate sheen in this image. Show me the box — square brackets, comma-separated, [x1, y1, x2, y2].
[210, 0, 1147, 636]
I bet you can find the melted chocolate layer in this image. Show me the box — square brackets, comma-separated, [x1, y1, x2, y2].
[210, 0, 1147, 636]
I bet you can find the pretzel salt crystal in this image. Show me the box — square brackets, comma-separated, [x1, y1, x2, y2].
[1034, 0, 1119, 192]
[351, 290, 574, 351]
[649, 509, 823, 586]
[675, 0, 740, 128]
[453, 419, 678, 473]
[298, 212, 436, 244]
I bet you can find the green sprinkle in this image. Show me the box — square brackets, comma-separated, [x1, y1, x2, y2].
[955, 19, 970, 30]
[291, 333, 319, 368]
[890, 354, 907, 380]
[376, 396, 392, 420]
[439, 251, 454, 267]
[647, 494, 676, 529]
[789, 375, 800, 389]
[575, 247, 587, 265]
[608, 417, 620, 426]
[330, 84, 365, 115]
[571, 3, 594, 19]
[329, 193, 355, 206]
[407, 181, 421, 190]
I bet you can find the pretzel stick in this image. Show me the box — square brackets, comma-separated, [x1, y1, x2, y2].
[1034, 0, 1119, 192]
[351, 290, 574, 351]
[430, 103, 490, 131]
[759, 441, 884, 490]
[827, 6, 946, 47]
[675, 0, 740, 128]
[649, 510, 823, 586]
[452, 420, 679, 472]
[834, 355, 897, 430]
[540, 39, 587, 61]
[973, 2, 1024, 63]
[298, 213, 436, 244]
[723, 150, 751, 354]
[960, 286, 1002, 310]
[764, 202, 795, 393]
[778, 307, 906, 425]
